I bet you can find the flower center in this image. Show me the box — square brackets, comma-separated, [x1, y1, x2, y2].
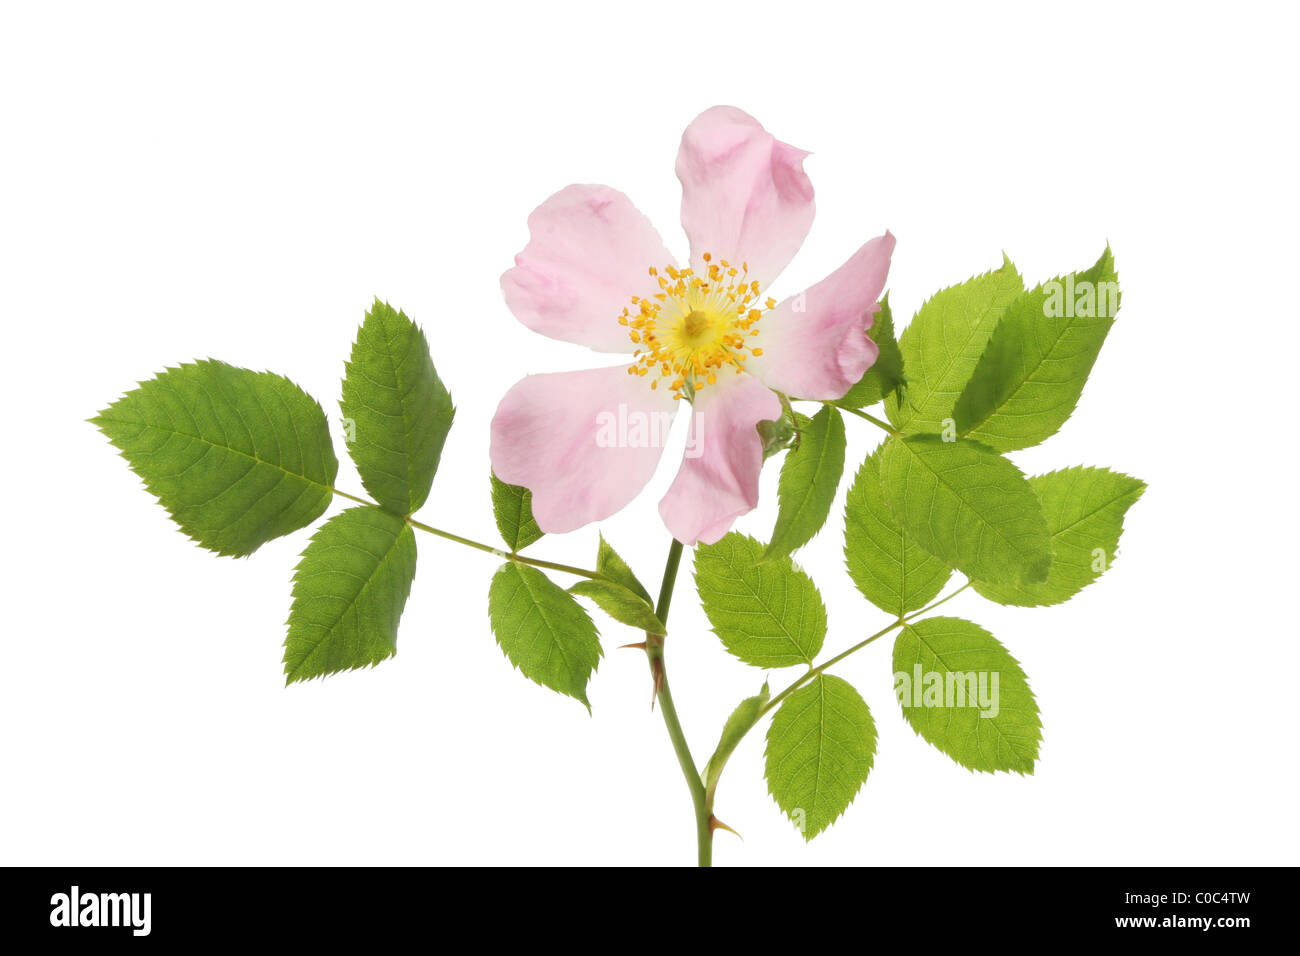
[680, 309, 712, 343]
[619, 253, 773, 399]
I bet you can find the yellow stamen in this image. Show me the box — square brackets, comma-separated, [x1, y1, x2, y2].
[621, 253, 770, 399]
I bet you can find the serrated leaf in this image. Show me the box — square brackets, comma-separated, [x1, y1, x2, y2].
[765, 675, 876, 840]
[93, 360, 338, 557]
[879, 435, 1051, 586]
[893, 616, 1040, 773]
[341, 300, 454, 514]
[489, 562, 601, 708]
[974, 466, 1145, 606]
[886, 258, 1023, 434]
[765, 405, 846, 560]
[695, 533, 827, 668]
[954, 248, 1119, 451]
[844, 447, 951, 616]
[283, 506, 417, 683]
[569, 535, 664, 633]
[569, 580, 665, 634]
[490, 473, 544, 552]
[703, 682, 771, 790]
[835, 293, 906, 408]
[594, 535, 652, 604]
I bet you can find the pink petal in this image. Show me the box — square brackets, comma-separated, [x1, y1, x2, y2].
[658, 372, 782, 546]
[748, 232, 896, 401]
[676, 106, 815, 288]
[501, 185, 675, 353]
[491, 364, 678, 534]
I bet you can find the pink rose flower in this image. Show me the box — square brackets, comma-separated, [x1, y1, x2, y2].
[491, 106, 894, 546]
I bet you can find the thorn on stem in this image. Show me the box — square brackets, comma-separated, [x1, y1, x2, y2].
[649, 656, 665, 710]
[620, 641, 648, 651]
[710, 815, 742, 840]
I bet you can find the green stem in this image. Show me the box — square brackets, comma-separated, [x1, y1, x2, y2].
[331, 487, 602, 580]
[646, 539, 712, 867]
[764, 582, 972, 716]
[654, 539, 685, 623]
[331, 488, 375, 507]
[840, 405, 900, 436]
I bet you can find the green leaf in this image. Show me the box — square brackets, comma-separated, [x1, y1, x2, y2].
[488, 562, 601, 708]
[844, 448, 951, 616]
[765, 404, 847, 560]
[569, 535, 665, 633]
[879, 435, 1051, 586]
[594, 534, 652, 604]
[886, 258, 1023, 434]
[835, 293, 906, 408]
[973, 466, 1146, 607]
[93, 360, 338, 557]
[765, 675, 876, 840]
[283, 506, 417, 683]
[954, 248, 1119, 451]
[490, 473, 544, 552]
[569, 581, 665, 634]
[893, 616, 1040, 774]
[694, 533, 827, 669]
[341, 300, 455, 514]
[703, 681, 771, 789]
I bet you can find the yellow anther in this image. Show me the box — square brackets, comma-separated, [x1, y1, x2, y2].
[619, 252, 771, 399]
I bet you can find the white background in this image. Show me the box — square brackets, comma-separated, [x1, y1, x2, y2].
[3, 1, 1297, 867]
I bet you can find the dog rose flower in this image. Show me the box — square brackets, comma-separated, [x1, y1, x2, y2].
[491, 106, 894, 546]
